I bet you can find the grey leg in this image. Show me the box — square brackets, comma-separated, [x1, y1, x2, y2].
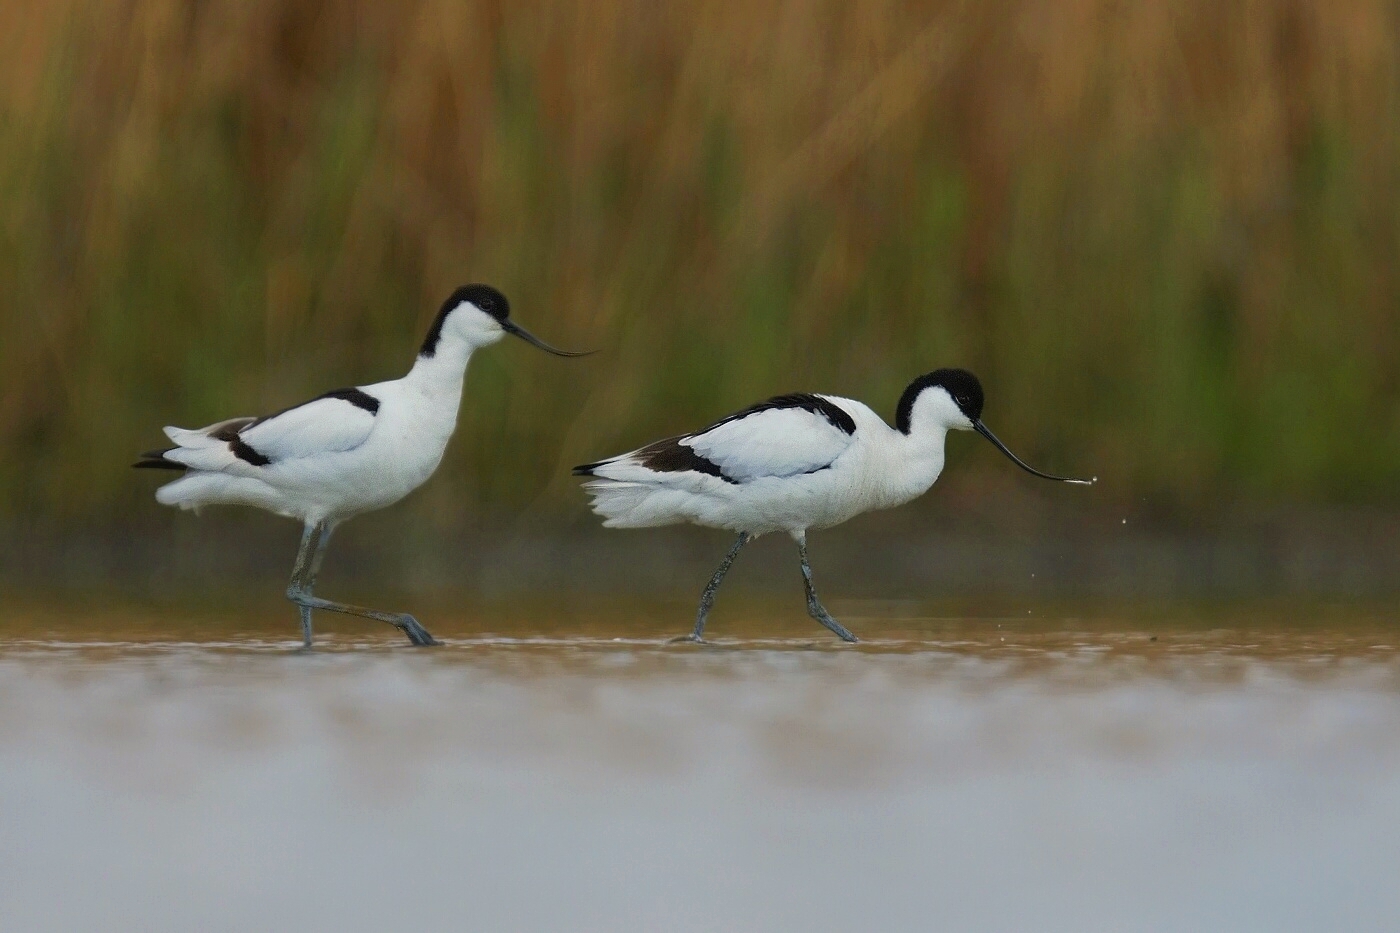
[285, 520, 439, 647]
[671, 533, 750, 644]
[797, 540, 858, 643]
[287, 523, 321, 648]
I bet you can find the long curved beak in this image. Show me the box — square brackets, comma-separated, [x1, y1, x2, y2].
[973, 420, 1096, 485]
[502, 320, 594, 357]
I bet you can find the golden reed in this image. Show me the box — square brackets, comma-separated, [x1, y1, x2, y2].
[1, 0, 1397, 517]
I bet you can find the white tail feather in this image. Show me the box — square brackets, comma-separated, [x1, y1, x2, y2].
[155, 472, 286, 517]
[583, 479, 696, 528]
[164, 426, 222, 447]
[163, 417, 256, 447]
[162, 445, 243, 472]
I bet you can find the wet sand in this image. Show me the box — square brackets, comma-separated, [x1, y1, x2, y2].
[1, 601, 1398, 932]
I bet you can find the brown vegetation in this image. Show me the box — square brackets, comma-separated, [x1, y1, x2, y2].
[2, 0, 1399, 523]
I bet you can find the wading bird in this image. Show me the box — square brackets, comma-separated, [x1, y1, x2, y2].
[136, 284, 589, 647]
[574, 369, 1093, 643]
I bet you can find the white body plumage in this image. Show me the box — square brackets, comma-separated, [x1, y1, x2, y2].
[143, 285, 585, 524]
[574, 369, 1093, 643]
[137, 283, 589, 647]
[152, 343, 474, 525]
[579, 395, 948, 537]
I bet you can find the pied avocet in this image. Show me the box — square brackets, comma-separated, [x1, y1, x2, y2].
[573, 369, 1093, 643]
[136, 284, 589, 647]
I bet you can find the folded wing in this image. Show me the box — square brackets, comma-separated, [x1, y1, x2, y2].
[576, 393, 858, 485]
[142, 388, 380, 473]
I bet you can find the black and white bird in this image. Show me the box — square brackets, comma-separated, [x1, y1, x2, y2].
[573, 369, 1094, 643]
[136, 284, 588, 647]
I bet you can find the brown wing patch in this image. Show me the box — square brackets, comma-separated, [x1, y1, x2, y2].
[634, 435, 737, 483]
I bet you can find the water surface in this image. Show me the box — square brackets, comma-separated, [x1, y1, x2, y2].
[2, 601, 1397, 932]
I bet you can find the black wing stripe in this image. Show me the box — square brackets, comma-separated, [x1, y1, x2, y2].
[230, 438, 272, 466]
[208, 423, 271, 465]
[706, 393, 856, 435]
[319, 387, 380, 414]
[633, 436, 738, 483]
[249, 386, 381, 429]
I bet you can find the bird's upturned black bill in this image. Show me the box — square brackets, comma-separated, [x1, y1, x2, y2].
[973, 420, 1096, 485]
[501, 320, 593, 357]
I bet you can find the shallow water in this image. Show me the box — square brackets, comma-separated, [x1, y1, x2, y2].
[2, 601, 1398, 932]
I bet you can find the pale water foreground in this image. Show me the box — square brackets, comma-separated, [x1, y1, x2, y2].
[1, 601, 1398, 932]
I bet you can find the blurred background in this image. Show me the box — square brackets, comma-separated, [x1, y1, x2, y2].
[3, 0, 1400, 601]
[8, 12, 1400, 928]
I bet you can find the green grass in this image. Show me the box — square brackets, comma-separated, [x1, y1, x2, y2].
[3, 0, 1400, 525]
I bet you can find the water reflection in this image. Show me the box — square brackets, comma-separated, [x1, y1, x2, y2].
[1, 604, 1398, 931]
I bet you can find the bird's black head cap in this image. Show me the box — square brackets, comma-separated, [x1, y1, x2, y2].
[420, 284, 510, 357]
[896, 368, 984, 433]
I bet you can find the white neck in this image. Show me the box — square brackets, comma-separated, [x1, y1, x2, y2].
[404, 332, 475, 395]
[874, 421, 951, 508]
